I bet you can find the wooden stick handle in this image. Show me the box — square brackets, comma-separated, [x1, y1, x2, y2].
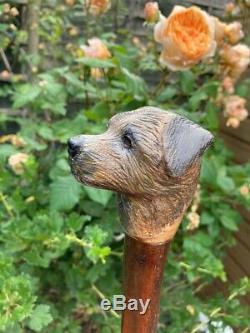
[122, 235, 170, 333]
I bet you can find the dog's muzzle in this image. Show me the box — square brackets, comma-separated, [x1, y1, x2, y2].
[68, 136, 85, 158]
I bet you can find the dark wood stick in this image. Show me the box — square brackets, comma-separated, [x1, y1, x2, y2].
[122, 235, 171, 333]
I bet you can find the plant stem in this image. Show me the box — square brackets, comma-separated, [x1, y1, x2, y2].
[91, 284, 119, 318]
[0, 192, 14, 218]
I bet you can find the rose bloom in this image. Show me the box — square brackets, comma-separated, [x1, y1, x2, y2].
[226, 117, 240, 128]
[225, 22, 244, 44]
[220, 44, 250, 81]
[0, 70, 10, 80]
[86, 0, 111, 16]
[3, 3, 11, 13]
[225, 2, 235, 14]
[240, 185, 249, 196]
[224, 95, 248, 128]
[144, 2, 159, 23]
[65, 0, 75, 6]
[10, 7, 19, 16]
[222, 76, 234, 94]
[81, 38, 111, 59]
[154, 6, 217, 70]
[214, 18, 227, 46]
[8, 153, 29, 175]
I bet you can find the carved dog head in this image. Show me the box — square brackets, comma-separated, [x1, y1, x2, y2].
[68, 107, 213, 197]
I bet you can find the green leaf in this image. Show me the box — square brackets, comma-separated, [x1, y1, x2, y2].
[201, 158, 217, 184]
[217, 172, 235, 193]
[188, 90, 207, 111]
[28, 305, 53, 332]
[84, 225, 111, 263]
[84, 186, 112, 206]
[220, 215, 239, 231]
[49, 176, 82, 211]
[203, 102, 219, 131]
[85, 225, 108, 246]
[77, 57, 115, 68]
[67, 213, 91, 231]
[157, 86, 178, 102]
[121, 67, 146, 99]
[180, 71, 195, 95]
[0, 144, 18, 162]
[13, 84, 41, 108]
[200, 212, 215, 226]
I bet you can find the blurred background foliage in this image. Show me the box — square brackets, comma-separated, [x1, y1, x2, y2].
[0, 0, 250, 332]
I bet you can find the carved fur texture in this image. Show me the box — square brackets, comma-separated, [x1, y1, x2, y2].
[69, 107, 213, 244]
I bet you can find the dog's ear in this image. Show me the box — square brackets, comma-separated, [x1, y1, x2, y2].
[163, 115, 214, 177]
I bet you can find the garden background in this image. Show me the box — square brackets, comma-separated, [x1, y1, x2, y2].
[0, 0, 250, 332]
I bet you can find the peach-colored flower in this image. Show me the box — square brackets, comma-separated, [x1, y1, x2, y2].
[226, 117, 240, 128]
[224, 95, 248, 128]
[214, 18, 227, 46]
[222, 76, 234, 94]
[81, 38, 111, 60]
[225, 22, 244, 44]
[8, 153, 29, 175]
[3, 3, 11, 13]
[65, 0, 75, 6]
[144, 2, 159, 23]
[10, 7, 19, 16]
[0, 70, 10, 80]
[86, 0, 111, 16]
[240, 185, 249, 196]
[225, 2, 235, 14]
[154, 6, 217, 70]
[220, 44, 250, 81]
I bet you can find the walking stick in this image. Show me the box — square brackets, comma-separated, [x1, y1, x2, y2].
[68, 107, 214, 333]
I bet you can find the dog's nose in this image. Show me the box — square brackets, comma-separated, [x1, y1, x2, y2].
[68, 137, 82, 158]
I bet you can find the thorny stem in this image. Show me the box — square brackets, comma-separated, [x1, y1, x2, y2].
[91, 284, 119, 318]
[0, 192, 14, 218]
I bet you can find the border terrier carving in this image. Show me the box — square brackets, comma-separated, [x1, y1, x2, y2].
[68, 107, 213, 244]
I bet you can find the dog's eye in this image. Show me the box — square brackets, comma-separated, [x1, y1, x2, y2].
[122, 133, 133, 149]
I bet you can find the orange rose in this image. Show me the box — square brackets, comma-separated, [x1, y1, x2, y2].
[154, 6, 217, 70]
[81, 38, 111, 60]
[220, 44, 250, 81]
[144, 2, 159, 23]
[86, 0, 111, 16]
[225, 22, 244, 44]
